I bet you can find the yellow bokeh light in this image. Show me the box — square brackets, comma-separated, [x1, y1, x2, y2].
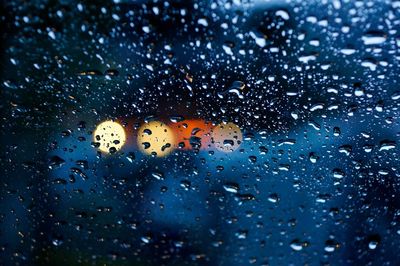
[137, 121, 176, 157]
[211, 122, 243, 152]
[93, 120, 126, 154]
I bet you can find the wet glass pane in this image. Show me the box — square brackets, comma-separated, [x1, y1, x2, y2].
[1, 0, 399, 265]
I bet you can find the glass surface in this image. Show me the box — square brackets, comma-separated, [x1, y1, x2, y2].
[1, 0, 399, 265]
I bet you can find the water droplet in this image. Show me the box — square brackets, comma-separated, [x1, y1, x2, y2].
[223, 183, 240, 194]
[362, 31, 386, 45]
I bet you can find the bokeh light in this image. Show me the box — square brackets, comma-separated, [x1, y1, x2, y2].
[93, 120, 126, 154]
[211, 122, 243, 152]
[170, 119, 212, 150]
[137, 121, 176, 157]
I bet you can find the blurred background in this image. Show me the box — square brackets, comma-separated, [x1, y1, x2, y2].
[1, 0, 400, 265]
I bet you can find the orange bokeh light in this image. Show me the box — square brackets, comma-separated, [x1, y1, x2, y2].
[169, 119, 213, 150]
